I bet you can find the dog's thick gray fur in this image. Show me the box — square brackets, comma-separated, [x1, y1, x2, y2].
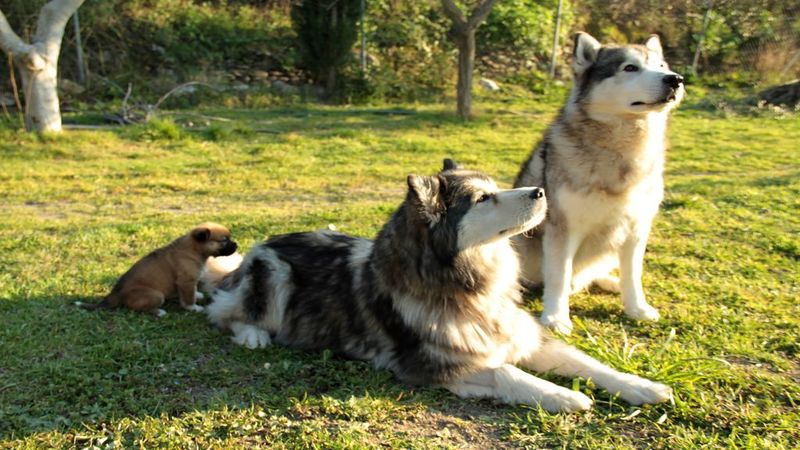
[204, 161, 672, 412]
[513, 32, 685, 335]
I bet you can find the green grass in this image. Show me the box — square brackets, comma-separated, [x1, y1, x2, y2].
[0, 90, 798, 449]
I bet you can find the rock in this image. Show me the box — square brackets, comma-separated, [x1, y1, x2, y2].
[232, 83, 249, 92]
[59, 79, 85, 95]
[480, 78, 500, 92]
[0, 92, 15, 107]
[252, 70, 270, 82]
[271, 80, 299, 95]
[366, 53, 380, 67]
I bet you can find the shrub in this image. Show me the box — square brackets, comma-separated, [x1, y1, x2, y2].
[291, 0, 362, 94]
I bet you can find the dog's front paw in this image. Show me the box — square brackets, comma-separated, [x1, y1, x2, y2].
[540, 390, 593, 413]
[155, 309, 167, 318]
[194, 291, 205, 300]
[624, 303, 660, 321]
[231, 323, 271, 349]
[184, 304, 205, 313]
[540, 313, 573, 335]
[617, 376, 672, 405]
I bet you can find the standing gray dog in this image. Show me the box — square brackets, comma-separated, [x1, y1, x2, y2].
[514, 32, 685, 334]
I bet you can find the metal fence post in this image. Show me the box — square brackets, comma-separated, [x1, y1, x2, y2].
[549, 0, 563, 79]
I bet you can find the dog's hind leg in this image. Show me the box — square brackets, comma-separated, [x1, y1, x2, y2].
[122, 288, 167, 317]
[571, 253, 620, 294]
[522, 338, 671, 406]
[445, 365, 593, 413]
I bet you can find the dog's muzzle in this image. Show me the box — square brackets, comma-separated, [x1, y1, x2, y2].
[219, 241, 238, 256]
[662, 74, 684, 101]
[663, 74, 684, 89]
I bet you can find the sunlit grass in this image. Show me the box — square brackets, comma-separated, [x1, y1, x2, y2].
[0, 92, 797, 448]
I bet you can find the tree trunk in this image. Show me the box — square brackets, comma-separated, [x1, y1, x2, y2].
[16, 52, 61, 132]
[455, 29, 475, 120]
[326, 65, 337, 96]
[440, 0, 496, 120]
[0, 0, 86, 133]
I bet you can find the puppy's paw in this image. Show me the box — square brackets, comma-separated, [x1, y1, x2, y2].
[231, 323, 271, 349]
[624, 303, 660, 321]
[155, 309, 167, 318]
[184, 304, 205, 313]
[540, 313, 573, 335]
[617, 376, 672, 405]
[540, 390, 593, 413]
[194, 291, 205, 300]
[594, 275, 621, 294]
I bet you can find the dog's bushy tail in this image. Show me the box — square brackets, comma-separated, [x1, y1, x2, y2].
[200, 252, 244, 292]
[74, 294, 119, 311]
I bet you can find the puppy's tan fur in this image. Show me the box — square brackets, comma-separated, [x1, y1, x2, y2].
[77, 223, 238, 316]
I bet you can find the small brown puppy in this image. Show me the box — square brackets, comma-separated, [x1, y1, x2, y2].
[77, 223, 238, 317]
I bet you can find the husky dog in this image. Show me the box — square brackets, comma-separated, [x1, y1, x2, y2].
[204, 160, 671, 412]
[513, 33, 685, 335]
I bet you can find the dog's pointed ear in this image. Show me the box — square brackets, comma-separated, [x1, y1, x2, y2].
[645, 34, 663, 58]
[442, 158, 462, 172]
[191, 226, 211, 242]
[573, 32, 601, 76]
[407, 174, 445, 225]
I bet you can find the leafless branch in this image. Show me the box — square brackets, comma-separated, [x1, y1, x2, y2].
[440, 0, 467, 29]
[7, 53, 24, 128]
[33, 0, 86, 51]
[467, 0, 497, 29]
[149, 81, 215, 120]
[0, 8, 33, 56]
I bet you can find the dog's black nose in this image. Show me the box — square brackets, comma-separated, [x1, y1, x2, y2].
[220, 241, 238, 256]
[663, 74, 684, 88]
[529, 188, 544, 199]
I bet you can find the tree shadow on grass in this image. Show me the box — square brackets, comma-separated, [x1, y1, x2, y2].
[68, 105, 511, 145]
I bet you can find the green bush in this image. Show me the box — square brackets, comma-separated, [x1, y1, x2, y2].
[1, 0, 296, 100]
[479, 0, 574, 64]
[133, 117, 184, 141]
[291, 0, 361, 93]
[359, 0, 454, 102]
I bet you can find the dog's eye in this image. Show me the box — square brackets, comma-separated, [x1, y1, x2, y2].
[477, 193, 491, 203]
[623, 65, 639, 72]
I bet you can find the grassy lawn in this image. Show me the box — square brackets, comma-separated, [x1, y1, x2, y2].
[0, 90, 797, 449]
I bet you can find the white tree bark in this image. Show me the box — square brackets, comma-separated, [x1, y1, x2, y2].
[0, 0, 86, 132]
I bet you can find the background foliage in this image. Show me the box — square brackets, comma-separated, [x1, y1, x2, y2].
[1, 0, 798, 103]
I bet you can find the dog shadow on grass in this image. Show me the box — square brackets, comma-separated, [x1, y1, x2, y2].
[1, 294, 524, 443]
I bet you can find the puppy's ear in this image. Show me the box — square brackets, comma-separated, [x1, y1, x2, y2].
[442, 158, 462, 172]
[645, 34, 663, 58]
[573, 32, 601, 76]
[191, 227, 211, 242]
[407, 174, 445, 225]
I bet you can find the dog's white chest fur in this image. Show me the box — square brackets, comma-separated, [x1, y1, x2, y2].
[556, 171, 663, 243]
